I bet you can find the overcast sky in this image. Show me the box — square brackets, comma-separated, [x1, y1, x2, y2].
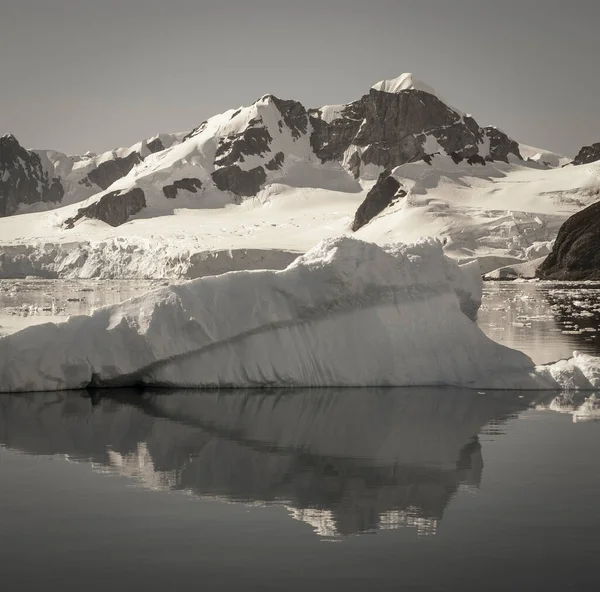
[1, 0, 598, 157]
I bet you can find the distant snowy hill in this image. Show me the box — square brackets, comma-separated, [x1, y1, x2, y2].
[1, 73, 599, 279]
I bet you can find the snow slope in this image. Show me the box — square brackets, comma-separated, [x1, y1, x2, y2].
[1, 158, 599, 278]
[358, 156, 600, 273]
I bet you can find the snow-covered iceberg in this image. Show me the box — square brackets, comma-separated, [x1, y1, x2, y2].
[0, 236, 598, 393]
[0, 236, 525, 392]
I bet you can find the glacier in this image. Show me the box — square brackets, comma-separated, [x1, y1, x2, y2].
[0, 236, 599, 393]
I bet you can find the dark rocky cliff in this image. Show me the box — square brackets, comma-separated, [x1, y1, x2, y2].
[537, 200, 600, 280]
[572, 143, 600, 166]
[0, 134, 64, 216]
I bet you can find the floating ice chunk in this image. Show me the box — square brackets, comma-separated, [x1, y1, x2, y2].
[0, 237, 529, 392]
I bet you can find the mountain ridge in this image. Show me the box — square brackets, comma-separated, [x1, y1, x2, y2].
[1, 73, 525, 225]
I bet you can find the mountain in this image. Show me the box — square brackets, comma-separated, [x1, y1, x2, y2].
[0, 134, 64, 216]
[0, 131, 184, 217]
[1, 74, 521, 224]
[0, 73, 598, 279]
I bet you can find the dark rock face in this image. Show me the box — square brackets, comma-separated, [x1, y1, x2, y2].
[64, 188, 146, 229]
[0, 134, 64, 217]
[265, 151, 285, 171]
[162, 178, 203, 199]
[212, 166, 267, 197]
[573, 143, 600, 166]
[351, 171, 406, 231]
[211, 115, 276, 196]
[80, 139, 167, 191]
[214, 126, 273, 167]
[537, 201, 600, 280]
[269, 96, 308, 140]
[309, 100, 365, 162]
[146, 137, 165, 154]
[82, 151, 142, 190]
[308, 89, 520, 178]
[483, 127, 522, 163]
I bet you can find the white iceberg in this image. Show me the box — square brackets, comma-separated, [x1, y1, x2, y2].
[0, 236, 599, 393]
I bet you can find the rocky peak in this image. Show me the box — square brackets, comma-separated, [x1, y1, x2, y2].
[572, 142, 600, 166]
[0, 133, 64, 217]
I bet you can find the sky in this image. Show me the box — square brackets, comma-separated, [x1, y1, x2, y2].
[1, 0, 599, 157]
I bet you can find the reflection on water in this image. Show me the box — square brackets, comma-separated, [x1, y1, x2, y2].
[0, 387, 540, 538]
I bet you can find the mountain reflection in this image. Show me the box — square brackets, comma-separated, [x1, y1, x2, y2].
[0, 387, 534, 537]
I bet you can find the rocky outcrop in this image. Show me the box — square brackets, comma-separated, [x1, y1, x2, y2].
[483, 127, 522, 163]
[537, 200, 600, 280]
[212, 165, 267, 197]
[79, 138, 167, 191]
[269, 95, 308, 139]
[352, 170, 406, 231]
[64, 188, 146, 228]
[0, 134, 64, 216]
[162, 178, 203, 199]
[309, 88, 521, 178]
[265, 151, 284, 171]
[572, 143, 600, 166]
[214, 125, 273, 168]
[309, 100, 365, 163]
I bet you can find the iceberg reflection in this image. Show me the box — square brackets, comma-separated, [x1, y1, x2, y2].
[0, 387, 539, 537]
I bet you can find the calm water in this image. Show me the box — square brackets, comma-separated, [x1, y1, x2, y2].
[1, 280, 600, 591]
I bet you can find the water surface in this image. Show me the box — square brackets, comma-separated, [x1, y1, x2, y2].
[0, 387, 598, 591]
[1, 280, 599, 590]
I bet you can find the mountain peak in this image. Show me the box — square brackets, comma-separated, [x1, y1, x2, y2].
[0, 133, 19, 144]
[371, 73, 438, 97]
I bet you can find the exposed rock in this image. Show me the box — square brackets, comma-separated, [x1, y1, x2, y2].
[268, 96, 308, 139]
[0, 133, 64, 217]
[351, 170, 406, 231]
[80, 139, 167, 191]
[212, 166, 267, 197]
[483, 127, 522, 162]
[83, 151, 142, 190]
[64, 188, 146, 229]
[537, 200, 600, 280]
[146, 137, 165, 154]
[347, 151, 362, 178]
[309, 100, 365, 163]
[309, 89, 519, 178]
[265, 152, 285, 171]
[214, 125, 272, 167]
[162, 178, 203, 199]
[572, 143, 600, 166]
[183, 120, 208, 141]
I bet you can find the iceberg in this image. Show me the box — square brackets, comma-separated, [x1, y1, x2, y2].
[0, 236, 598, 393]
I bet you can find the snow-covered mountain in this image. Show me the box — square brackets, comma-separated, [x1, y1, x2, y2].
[0, 73, 597, 279]
[0, 131, 184, 217]
[1, 73, 522, 224]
